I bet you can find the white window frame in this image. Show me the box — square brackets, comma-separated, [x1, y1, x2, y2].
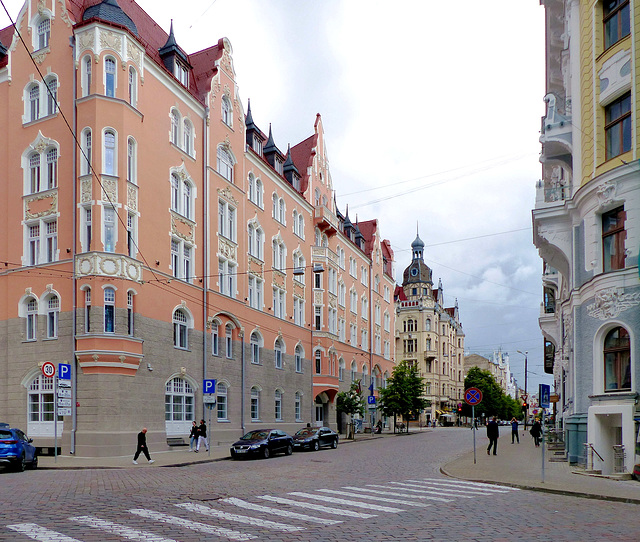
[217, 146, 234, 182]
[105, 57, 116, 98]
[218, 257, 237, 297]
[173, 309, 188, 349]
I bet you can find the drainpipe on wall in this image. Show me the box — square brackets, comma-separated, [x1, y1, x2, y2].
[70, 34, 77, 455]
[241, 333, 245, 435]
[202, 107, 209, 423]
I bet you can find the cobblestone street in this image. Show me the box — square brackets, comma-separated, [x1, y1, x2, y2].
[2, 429, 640, 541]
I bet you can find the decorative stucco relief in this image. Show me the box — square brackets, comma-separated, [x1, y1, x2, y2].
[101, 178, 117, 203]
[587, 287, 640, 320]
[25, 192, 57, 220]
[126, 41, 142, 68]
[76, 253, 143, 282]
[77, 31, 95, 53]
[127, 184, 138, 212]
[81, 178, 92, 203]
[218, 238, 237, 261]
[596, 180, 617, 209]
[99, 30, 122, 54]
[171, 214, 195, 243]
[58, 0, 72, 27]
[217, 186, 238, 206]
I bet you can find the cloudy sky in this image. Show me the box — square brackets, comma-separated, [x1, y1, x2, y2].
[1, 0, 551, 393]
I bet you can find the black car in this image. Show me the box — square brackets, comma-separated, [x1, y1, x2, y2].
[0, 424, 38, 472]
[230, 429, 293, 459]
[292, 426, 338, 451]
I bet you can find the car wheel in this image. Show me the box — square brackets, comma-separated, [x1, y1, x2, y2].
[15, 454, 26, 472]
[262, 447, 270, 459]
[331, 438, 338, 449]
[312, 440, 319, 451]
[30, 454, 38, 470]
[285, 444, 293, 456]
[230, 450, 236, 460]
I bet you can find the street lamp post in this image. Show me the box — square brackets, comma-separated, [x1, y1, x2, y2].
[517, 350, 528, 431]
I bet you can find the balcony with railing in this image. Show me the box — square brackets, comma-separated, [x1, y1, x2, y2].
[314, 205, 339, 237]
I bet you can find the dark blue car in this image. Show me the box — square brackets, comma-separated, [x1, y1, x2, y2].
[230, 429, 293, 459]
[0, 424, 38, 472]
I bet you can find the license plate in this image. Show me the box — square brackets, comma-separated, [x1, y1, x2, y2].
[235, 449, 248, 453]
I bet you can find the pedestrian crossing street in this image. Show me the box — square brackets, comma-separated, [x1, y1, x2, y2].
[6, 478, 520, 541]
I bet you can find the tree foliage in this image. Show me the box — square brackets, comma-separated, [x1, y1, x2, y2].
[378, 360, 430, 430]
[462, 367, 521, 420]
[336, 381, 365, 418]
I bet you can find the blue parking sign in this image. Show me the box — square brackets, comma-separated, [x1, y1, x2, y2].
[203, 379, 216, 394]
[59, 363, 71, 380]
[367, 395, 376, 405]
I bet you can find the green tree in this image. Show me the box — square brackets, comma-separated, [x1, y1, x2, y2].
[336, 381, 365, 420]
[378, 360, 429, 432]
[462, 366, 521, 420]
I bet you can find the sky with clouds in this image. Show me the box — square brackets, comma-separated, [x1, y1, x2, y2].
[0, 0, 551, 393]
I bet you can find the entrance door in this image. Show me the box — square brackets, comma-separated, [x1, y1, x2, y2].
[315, 405, 324, 426]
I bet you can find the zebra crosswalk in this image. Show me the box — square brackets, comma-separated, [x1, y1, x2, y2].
[5, 478, 519, 541]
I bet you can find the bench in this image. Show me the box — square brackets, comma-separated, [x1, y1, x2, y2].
[166, 437, 188, 447]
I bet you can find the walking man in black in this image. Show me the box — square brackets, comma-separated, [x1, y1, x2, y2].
[133, 427, 155, 464]
[486, 417, 499, 456]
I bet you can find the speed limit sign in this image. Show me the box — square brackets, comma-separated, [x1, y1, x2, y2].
[42, 361, 56, 378]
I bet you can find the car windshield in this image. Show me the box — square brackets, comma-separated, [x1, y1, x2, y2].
[240, 430, 268, 441]
[295, 428, 317, 437]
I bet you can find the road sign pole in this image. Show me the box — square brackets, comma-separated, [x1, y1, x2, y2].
[54, 374, 58, 464]
[541, 407, 545, 483]
[472, 405, 476, 465]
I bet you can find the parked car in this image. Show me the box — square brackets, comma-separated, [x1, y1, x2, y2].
[292, 426, 338, 451]
[0, 424, 38, 472]
[230, 429, 293, 459]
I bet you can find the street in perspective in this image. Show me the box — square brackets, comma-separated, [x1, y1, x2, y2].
[2, 429, 640, 541]
[1, 0, 640, 541]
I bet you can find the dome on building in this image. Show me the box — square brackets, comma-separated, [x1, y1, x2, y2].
[83, 0, 138, 37]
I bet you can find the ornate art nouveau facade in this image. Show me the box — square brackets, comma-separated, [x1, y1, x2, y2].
[0, 0, 396, 456]
[535, 0, 640, 473]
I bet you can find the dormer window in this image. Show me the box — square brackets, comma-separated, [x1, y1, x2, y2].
[275, 158, 283, 175]
[253, 136, 263, 156]
[222, 96, 232, 126]
[175, 63, 189, 87]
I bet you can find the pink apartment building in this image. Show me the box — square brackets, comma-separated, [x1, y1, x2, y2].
[0, 0, 396, 456]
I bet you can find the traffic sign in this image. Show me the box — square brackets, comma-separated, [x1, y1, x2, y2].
[367, 395, 376, 405]
[203, 379, 216, 394]
[464, 387, 482, 406]
[539, 384, 550, 409]
[57, 388, 71, 398]
[42, 362, 56, 378]
[59, 363, 71, 380]
[521, 393, 528, 401]
[57, 398, 72, 407]
[58, 408, 72, 416]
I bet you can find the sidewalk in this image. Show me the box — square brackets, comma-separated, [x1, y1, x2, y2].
[441, 428, 640, 504]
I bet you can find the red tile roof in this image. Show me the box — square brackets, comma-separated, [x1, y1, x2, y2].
[394, 285, 406, 301]
[290, 133, 316, 196]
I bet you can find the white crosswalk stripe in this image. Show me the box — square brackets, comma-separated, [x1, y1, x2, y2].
[128, 509, 256, 540]
[319, 488, 430, 507]
[370, 483, 474, 498]
[288, 491, 405, 513]
[257, 495, 378, 518]
[222, 497, 343, 525]
[351, 485, 455, 502]
[69, 516, 178, 542]
[387, 481, 492, 496]
[415, 478, 520, 491]
[175, 502, 304, 532]
[6, 523, 83, 542]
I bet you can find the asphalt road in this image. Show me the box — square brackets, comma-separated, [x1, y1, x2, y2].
[1, 428, 639, 541]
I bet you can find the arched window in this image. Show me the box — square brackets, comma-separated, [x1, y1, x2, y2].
[295, 345, 303, 373]
[217, 382, 228, 420]
[351, 361, 357, 382]
[84, 288, 91, 333]
[251, 331, 261, 364]
[295, 392, 302, 421]
[604, 327, 631, 391]
[272, 193, 278, 218]
[315, 350, 322, 374]
[25, 296, 38, 340]
[297, 213, 304, 238]
[425, 318, 431, 331]
[251, 387, 260, 421]
[46, 294, 59, 339]
[127, 291, 134, 336]
[28, 152, 41, 193]
[105, 57, 116, 98]
[103, 205, 116, 253]
[278, 198, 286, 224]
[275, 338, 283, 369]
[339, 358, 345, 381]
[211, 321, 219, 356]
[275, 390, 283, 421]
[128, 66, 137, 107]
[248, 223, 264, 260]
[225, 324, 233, 358]
[103, 129, 116, 175]
[255, 179, 263, 207]
[293, 251, 305, 283]
[170, 109, 180, 145]
[37, 17, 50, 49]
[217, 146, 234, 182]
[165, 377, 194, 435]
[81, 128, 92, 175]
[28, 83, 40, 122]
[170, 172, 194, 220]
[272, 238, 286, 271]
[183, 119, 194, 156]
[104, 287, 115, 333]
[173, 309, 188, 349]
[222, 95, 232, 126]
[82, 55, 92, 97]
[45, 76, 57, 116]
[127, 137, 136, 184]
[362, 364, 368, 386]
